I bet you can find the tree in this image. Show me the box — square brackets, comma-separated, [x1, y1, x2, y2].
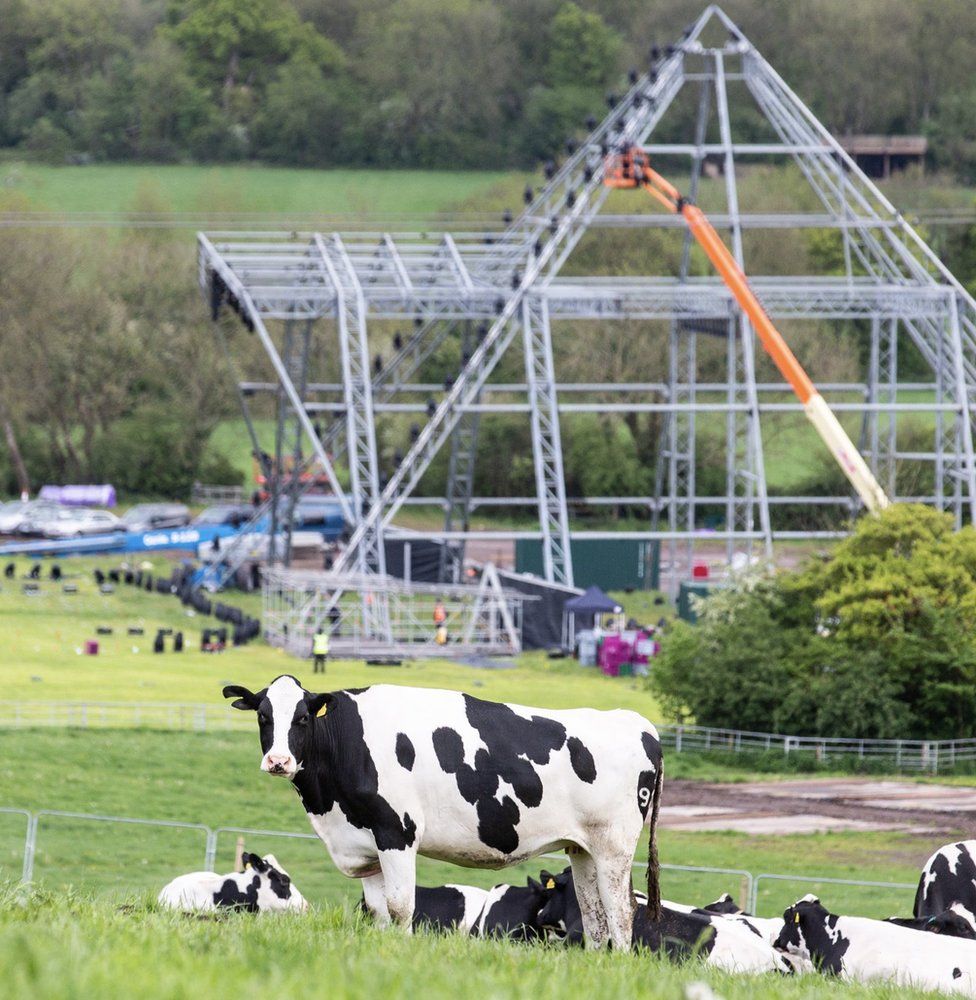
[545, 2, 621, 89]
[652, 505, 976, 740]
[166, 0, 343, 113]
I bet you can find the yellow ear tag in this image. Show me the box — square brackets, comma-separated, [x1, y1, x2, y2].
[545, 879, 555, 890]
[316, 704, 328, 718]
[794, 913, 800, 924]
[244, 863, 252, 871]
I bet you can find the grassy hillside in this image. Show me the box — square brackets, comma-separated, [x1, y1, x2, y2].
[0, 556, 661, 713]
[0, 727, 942, 918]
[0, 163, 522, 218]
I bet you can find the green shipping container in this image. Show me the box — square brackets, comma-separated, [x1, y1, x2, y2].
[677, 581, 720, 623]
[515, 539, 660, 591]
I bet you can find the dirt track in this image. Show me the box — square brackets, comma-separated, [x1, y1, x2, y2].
[662, 778, 976, 836]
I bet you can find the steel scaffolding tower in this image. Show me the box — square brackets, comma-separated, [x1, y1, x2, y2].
[198, 4, 976, 607]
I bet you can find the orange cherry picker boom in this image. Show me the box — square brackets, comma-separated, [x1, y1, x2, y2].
[604, 147, 890, 514]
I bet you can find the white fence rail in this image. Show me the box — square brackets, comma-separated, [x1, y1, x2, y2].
[5, 703, 975, 773]
[1, 806, 921, 917]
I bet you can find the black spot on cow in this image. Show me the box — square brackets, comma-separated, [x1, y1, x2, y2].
[212, 875, 260, 911]
[226, 683, 417, 853]
[479, 882, 548, 940]
[642, 730, 661, 761]
[432, 695, 568, 855]
[296, 691, 416, 852]
[567, 737, 596, 783]
[396, 733, 415, 771]
[413, 886, 466, 932]
[915, 843, 976, 917]
[955, 968, 963, 980]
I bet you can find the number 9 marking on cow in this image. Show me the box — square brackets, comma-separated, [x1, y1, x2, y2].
[638, 787, 652, 809]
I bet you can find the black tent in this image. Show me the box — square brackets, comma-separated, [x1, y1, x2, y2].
[563, 585, 622, 644]
[564, 585, 621, 616]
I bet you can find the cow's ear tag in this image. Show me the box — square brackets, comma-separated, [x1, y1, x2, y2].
[794, 913, 800, 924]
[244, 863, 252, 870]
[316, 704, 328, 718]
[545, 878, 555, 890]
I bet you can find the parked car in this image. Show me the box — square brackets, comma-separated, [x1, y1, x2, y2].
[0, 500, 57, 535]
[6, 501, 64, 536]
[191, 504, 252, 528]
[271, 497, 346, 540]
[121, 503, 191, 533]
[33, 507, 125, 538]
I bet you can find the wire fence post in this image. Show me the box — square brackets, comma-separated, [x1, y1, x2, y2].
[22, 814, 38, 883]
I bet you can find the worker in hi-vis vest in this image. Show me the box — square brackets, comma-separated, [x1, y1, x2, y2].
[312, 628, 330, 674]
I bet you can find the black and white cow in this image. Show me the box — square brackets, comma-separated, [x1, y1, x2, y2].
[916, 841, 976, 918]
[158, 853, 308, 913]
[361, 883, 488, 934]
[887, 904, 976, 940]
[474, 879, 549, 940]
[537, 867, 792, 972]
[702, 892, 787, 946]
[224, 676, 663, 949]
[776, 894, 976, 994]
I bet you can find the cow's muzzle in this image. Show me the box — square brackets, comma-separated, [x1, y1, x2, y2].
[261, 753, 297, 778]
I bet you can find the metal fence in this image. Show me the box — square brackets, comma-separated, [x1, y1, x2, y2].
[0, 806, 923, 919]
[190, 484, 244, 505]
[5, 703, 976, 772]
[656, 724, 976, 773]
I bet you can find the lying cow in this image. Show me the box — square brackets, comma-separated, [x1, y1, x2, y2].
[777, 894, 976, 994]
[887, 903, 976, 940]
[537, 867, 792, 972]
[158, 853, 308, 913]
[916, 840, 976, 918]
[224, 676, 663, 949]
[474, 879, 549, 940]
[702, 892, 786, 946]
[361, 883, 488, 934]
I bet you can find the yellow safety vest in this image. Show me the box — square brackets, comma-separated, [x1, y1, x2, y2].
[313, 633, 330, 655]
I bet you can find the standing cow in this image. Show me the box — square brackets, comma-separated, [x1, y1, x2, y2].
[915, 841, 976, 918]
[223, 675, 663, 949]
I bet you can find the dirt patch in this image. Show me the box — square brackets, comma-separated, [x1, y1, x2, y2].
[663, 778, 976, 836]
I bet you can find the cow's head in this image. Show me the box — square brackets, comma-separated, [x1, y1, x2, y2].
[223, 675, 330, 779]
[241, 851, 309, 912]
[536, 867, 581, 943]
[775, 894, 849, 973]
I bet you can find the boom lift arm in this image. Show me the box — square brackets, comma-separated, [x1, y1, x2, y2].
[605, 148, 889, 514]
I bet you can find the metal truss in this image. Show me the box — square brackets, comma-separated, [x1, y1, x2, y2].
[197, 4, 976, 599]
[522, 298, 573, 585]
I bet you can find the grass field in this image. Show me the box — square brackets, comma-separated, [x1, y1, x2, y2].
[1, 556, 970, 998]
[0, 726, 962, 1000]
[3, 893, 953, 1000]
[0, 555, 663, 712]
[0, 163, 521, 218]
[1, 726, 947, 918]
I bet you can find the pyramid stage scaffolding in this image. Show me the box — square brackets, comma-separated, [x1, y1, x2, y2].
[197, 5, 976, 647]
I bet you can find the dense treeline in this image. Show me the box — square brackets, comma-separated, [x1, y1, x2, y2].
[4, 0, 976, 175]
[651, 505, 976, 740]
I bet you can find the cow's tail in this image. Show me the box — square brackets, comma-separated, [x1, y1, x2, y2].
[646, 760, 663, 921]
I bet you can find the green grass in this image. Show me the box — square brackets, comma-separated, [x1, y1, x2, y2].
[2, 892, 953, 1000]
[0, 726, 963, 1000]
[0, 163, 520, 217]
[0, 728, 953, 920]
[0, 556, 662, 714]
